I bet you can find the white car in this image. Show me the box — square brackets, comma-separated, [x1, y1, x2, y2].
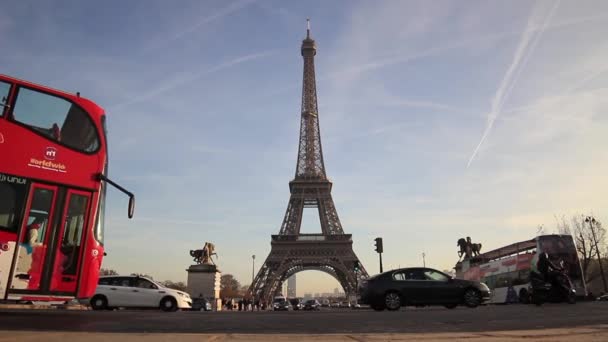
[89, 275, 191, 312]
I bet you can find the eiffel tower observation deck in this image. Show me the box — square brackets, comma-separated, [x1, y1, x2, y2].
[249, 20, 368, 303]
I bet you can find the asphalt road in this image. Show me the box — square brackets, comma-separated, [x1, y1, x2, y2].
[0, 302, 606, 334]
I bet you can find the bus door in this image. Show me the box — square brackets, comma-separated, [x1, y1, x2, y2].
[9, 184, 58, 293]
[8, 186, 91, 297]
[49, 189, 92, 293]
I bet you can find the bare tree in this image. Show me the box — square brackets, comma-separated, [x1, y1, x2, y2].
[100, 268, 118, 276]
[131, 273, 154, 280]
[536, 224, 546, 236]
[161, 280, 187, 292]
[220, 274, 242, 298]
[556, 215, 607, 284]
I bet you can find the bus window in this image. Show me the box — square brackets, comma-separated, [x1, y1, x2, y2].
[59, 194, 89, 276]
[0, 177, 28, 233]
[1, 81, 10, 114]
[12, 87, 99, 153]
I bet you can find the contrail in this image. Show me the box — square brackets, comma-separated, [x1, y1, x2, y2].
[111, 50, 275, 109]
[143, 0, 257, 51]
[467, 1, 561, 168]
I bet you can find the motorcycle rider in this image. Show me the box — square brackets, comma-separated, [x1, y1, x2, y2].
[537, 252, 563, 285]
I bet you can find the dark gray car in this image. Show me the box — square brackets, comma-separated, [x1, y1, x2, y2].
[359, 267, 491, 311]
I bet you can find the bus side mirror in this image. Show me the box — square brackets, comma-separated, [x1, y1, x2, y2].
[128, 195, 135, 219]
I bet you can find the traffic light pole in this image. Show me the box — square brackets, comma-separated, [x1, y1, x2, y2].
[374, 237, 384, 273]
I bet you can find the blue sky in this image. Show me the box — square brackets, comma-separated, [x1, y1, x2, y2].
[2, 0, 607, 296]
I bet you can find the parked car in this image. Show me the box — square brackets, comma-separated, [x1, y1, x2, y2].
[339, 301, 351, 308]
[330, 301, 340, 308]
[321, 299, 330, 307]
[89, 275, 192, 312]
[359, 267, 491, 311]
[289, 298, 303, 310]
[273, 296, 292, 311]
[303, 299, 321, 310]
[597, 294, 608, 302]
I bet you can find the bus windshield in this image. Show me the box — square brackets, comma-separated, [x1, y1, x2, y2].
[12, 87, 100, 153]
[538, 235, 583, 280]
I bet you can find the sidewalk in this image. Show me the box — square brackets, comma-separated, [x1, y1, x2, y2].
[0, 326, 607, 342]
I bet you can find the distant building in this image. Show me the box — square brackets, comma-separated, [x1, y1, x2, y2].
[287, 275, 297, 297]
[303, 293, 313, 300]
[333, 287, 339, 295]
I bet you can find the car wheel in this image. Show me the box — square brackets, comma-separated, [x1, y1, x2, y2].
[90, 295, 108, 311]
[384, 292, 401, 311]
[160, 297, 178, 312]
[567, 292, 576, 304]
[444, 303, 457, 309]
[463, 289, 481, 308]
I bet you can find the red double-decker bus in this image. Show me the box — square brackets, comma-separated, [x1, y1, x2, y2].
[0, 74, 134, 302]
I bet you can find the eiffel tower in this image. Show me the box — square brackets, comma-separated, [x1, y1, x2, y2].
[249, 20, 368, 303]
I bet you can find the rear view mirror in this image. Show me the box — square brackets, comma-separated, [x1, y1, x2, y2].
[128, 195, 135, 219]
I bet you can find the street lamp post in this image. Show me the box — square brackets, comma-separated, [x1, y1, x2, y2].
[585, 216, 607, 292]
[422, 252, 426, 268]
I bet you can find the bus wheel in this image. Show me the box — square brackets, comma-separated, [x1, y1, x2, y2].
[160, 297, 178, 312]
[463, 289, 481, 308]
[519, 289, 530, 304]
[567, 292, 576, 304]
[90, 295, 108, 310]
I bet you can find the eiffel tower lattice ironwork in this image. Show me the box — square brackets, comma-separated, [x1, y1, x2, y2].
[249, 20, 369, 303]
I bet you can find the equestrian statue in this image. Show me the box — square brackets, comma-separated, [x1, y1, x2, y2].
[457, 236, 482, 261]
[190, 242, 218, 265]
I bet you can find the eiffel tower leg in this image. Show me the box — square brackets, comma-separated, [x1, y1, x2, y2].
[248, 237, 370, 306]
[279, 197, 304, 235]
[317, 195, 344, 235]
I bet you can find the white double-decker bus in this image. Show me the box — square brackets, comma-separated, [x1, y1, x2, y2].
[455, 234, 586, 304]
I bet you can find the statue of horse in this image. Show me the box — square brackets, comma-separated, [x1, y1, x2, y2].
[457, 238, 482, 260]
[189, 242, 218, 265]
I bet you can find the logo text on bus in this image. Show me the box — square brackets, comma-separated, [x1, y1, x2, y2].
[0, 174, 26, 184]
[45, 147, 57, 160]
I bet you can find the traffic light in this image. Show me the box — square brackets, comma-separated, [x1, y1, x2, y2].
[374, 237, 383, 254]
[353, 260, 360, 272]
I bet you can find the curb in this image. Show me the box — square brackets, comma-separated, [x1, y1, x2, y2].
[0, 304, 90, 310]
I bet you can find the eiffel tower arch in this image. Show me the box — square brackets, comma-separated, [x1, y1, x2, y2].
[249, 20, 368, 304]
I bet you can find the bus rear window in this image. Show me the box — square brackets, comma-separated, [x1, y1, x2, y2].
[12, 87, 100, 153]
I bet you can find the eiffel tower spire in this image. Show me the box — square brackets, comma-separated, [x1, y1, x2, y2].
[296, 18, 326, 180]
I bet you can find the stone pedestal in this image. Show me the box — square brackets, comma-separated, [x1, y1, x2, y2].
[186, 264, 222, 311]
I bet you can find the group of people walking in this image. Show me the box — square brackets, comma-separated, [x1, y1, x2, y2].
[222, 298, 266, 311]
